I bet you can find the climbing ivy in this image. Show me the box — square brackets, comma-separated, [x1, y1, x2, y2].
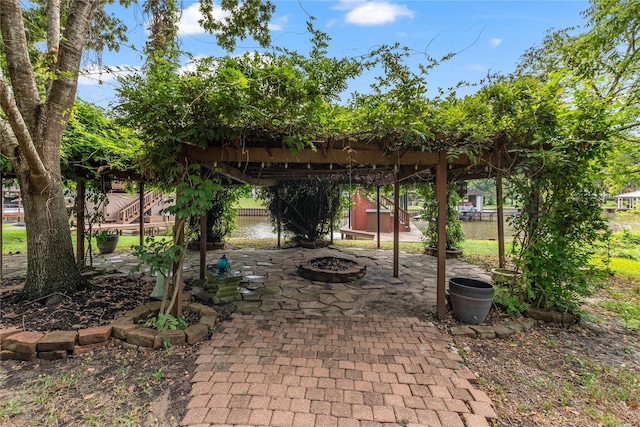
[61, 101, 142, 181]
[418, 182, 464, 251]
[259, 181, 342, 246]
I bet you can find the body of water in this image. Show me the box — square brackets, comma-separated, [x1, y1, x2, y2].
[232, 211, 640, 241]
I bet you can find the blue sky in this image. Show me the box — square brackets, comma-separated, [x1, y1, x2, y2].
[77, 0, 589, 108]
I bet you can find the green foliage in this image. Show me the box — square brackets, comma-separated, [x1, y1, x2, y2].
[132, 237, 183, 278]
[143, 313, 188, 332]
[608, 230, 640, 261]
[477, 75, 612, 313]
[259, 181, 342, 244]
[600, 297, 640, 332]
[493, 286, 529, 317]
[164, 173, 223, 219]
[518, 0, 640, 195]
[115, 23, 362, 180]
[62, 101, 142, 181]
[133, 170, 222, 315]
[188, 185, 250, 244]
[83, 188, 112, 264]
[418, 182, 464, 250]
[199, 0, 275, 51]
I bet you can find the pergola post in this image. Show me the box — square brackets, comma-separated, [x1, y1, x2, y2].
[436, 151, 448, 320]
[277, 187, 281, 249]
[200, 213, 207, 280]
[393, 178, 400, 278]
[139, 181, 144, 246]
[76, 180, 86, 266]
[496, 176, 506, 268]
[376, 186, 381, 248]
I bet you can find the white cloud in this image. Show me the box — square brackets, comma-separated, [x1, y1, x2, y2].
[78, 64, 137, 86]
[338, 1, 414, 26]
[326, 18, 339, 29]
[464, 63, 486, 72]
[269, 15, 288, 31]
[489, 38, 502, 47]
[179, 2, 229, 36]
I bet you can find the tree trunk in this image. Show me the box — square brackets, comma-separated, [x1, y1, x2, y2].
[0, 0, 99, 300]
[19, 172, 81, 300]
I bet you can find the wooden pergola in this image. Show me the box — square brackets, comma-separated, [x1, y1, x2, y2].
[181, 137, 509, 320]
[0, 137, 508, 320]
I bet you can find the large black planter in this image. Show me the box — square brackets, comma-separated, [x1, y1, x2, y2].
[449, 277, 494, 324]
[97, 234, 119, 254]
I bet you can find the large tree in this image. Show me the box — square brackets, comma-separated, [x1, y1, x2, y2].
[0, 0, 104, 299]
[0, 0, 276, 300]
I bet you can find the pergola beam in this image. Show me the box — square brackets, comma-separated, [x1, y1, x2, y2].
[208, 162, 278, 187]
[187, 145, 469, 167]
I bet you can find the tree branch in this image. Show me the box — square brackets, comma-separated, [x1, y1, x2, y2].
[0, 69, 48, 179]
[45, 0, 61, 93]
[0, 0, 42, 131]
[605, 37, 639, 101]
[0, 117, 20, 157]
[42, 0, 100, 159]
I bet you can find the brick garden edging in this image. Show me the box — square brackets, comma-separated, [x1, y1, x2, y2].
[0, 302, 218, 362]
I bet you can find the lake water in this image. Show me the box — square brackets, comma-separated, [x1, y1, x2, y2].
[232, 212, 640, 240]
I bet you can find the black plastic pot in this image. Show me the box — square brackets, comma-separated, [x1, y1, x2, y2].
[449, 277, 494, 324]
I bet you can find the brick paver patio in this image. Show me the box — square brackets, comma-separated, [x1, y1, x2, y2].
[0, 244, 498, 426]
[181, 313, 497, 426]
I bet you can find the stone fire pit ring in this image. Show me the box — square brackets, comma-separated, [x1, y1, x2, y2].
[297, 256, 366, 283]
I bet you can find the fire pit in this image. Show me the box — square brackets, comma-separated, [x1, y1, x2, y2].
[297, 256, 366, 283]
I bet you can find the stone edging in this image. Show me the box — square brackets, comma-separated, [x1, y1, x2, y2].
[450, 318, 536, 339]
[0, 302, 218, 362]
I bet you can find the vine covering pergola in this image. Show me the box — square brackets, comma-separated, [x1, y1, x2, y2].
[116, 27, 617, 319]
[181, 136, 510, 320]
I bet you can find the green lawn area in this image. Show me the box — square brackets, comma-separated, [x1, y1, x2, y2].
[0, 227, 168, 255]
[235, 197, 266, 209]
[3, 225, 639, 283]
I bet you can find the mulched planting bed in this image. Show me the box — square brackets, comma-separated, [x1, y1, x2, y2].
[0, 271, 205, 426]
[1, 272, 156, 331]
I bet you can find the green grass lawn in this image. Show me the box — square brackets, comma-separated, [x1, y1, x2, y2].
[3, 226, 639, 332]
[0, 227, 168, 255]
[235, 197, 266, 209]
[3, 226, 638, 280]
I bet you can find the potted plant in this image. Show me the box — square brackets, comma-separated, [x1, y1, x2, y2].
[419, 182, 464, 258]
[82, 186, 116, 262]
[95, 229, 119, 254]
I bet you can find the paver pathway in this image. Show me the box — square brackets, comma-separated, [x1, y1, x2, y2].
[1, 244, 499, 426]
[164, 246, 496, 427]
[182, 313, 497, 427]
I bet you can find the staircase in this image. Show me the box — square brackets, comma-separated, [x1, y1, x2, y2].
[379, 195, 411, 231]
[116, 191, 165, 224]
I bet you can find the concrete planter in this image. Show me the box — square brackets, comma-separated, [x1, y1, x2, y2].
[424, 246, 463, 259]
